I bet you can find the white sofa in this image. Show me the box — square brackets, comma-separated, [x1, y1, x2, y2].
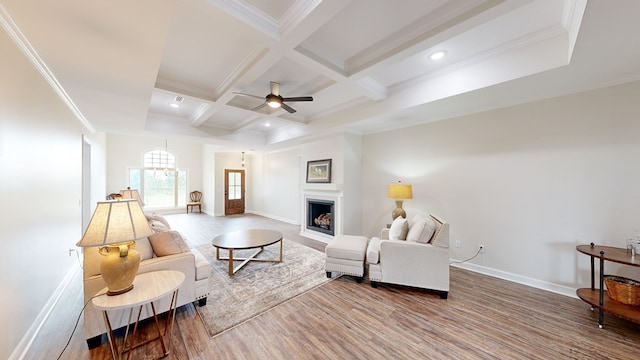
[366, 213, 450, 298]
[82, 213, 210, 348]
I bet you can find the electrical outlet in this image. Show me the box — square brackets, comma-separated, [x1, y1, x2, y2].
[479, 244, 485, 253]
[455, 240, 461, 248]
[68, 248, 75, 256]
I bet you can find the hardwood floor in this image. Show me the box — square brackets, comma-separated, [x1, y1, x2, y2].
[31, 213, 640, 359]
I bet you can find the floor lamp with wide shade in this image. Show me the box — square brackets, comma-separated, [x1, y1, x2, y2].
[76, 199, 153, 295]
[387, 182, 413, 220]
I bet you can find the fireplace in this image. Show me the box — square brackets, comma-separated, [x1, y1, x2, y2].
[306, 199, 334, 236]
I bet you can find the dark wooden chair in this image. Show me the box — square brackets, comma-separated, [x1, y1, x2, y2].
[187, 191, 202, 213]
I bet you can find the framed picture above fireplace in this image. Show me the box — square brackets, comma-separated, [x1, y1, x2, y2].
[306, 159, 332, 183]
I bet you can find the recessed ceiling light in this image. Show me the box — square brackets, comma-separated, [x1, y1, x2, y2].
[429, 50, 446, 61]
[265, 122, 271, 127]
[169, 103, 180, 108]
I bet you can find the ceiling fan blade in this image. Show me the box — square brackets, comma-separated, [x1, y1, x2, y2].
[281, 102, 297, 114]
[270, 81, 280, 96]
[282, 96, 313, 102]
[234, 92, 265, 100]
[251, 103, 268, 112]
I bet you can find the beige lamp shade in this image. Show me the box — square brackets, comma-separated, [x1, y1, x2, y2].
[77, 199, 153, 247]
[120, 188, 144, 207]
[387, 183, 413, 200]
[76, 199, 153, 295]
[387, 182, 413, 220]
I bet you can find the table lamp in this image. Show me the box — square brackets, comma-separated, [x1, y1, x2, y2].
[387, 182, 413, 220]
[120, 187, 144, 206]
[76, 199, 153, 295]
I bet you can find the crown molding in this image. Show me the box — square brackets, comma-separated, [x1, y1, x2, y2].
[209, 0, 279, 39]
[0, 4, 94, 133]
[279, 0, 322, 36]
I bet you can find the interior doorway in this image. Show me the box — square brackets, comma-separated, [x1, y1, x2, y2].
[224, 169, 245, 215]
[81, 135, 91, 233]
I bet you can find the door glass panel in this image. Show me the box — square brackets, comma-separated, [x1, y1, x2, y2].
[228, 172, 242, 200]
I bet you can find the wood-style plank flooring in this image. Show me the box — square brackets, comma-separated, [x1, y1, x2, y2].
[29, 213, 640, 359]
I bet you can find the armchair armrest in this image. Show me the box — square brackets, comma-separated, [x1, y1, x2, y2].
[378, 240, 450, 291]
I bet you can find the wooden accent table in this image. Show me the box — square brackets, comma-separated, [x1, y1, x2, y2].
[92, 270, 185, 360]
[212, 229, 283, 275]
[576, 243, 640, 328]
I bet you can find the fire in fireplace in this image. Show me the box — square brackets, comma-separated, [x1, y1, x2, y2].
[307, 199, 334, 236]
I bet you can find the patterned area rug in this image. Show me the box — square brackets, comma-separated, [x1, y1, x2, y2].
[195, 239, 332, 337]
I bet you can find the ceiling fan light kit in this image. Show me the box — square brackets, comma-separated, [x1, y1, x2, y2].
[236, 81, 313, 114]
[266, 94, 282, 108]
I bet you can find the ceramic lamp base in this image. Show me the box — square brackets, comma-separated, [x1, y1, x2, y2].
[99, 241, 140, 296]
[391, 200, 406, 220]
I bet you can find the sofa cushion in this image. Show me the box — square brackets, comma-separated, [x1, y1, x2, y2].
[148, 230, 191, 256]
[389, 216, 409, 240]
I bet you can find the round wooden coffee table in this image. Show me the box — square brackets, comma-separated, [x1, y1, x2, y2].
[211, 229, 283, 275]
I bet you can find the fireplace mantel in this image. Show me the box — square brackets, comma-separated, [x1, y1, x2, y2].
[301, 183, 342, 192]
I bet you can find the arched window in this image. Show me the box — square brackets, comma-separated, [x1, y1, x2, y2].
[128, 149, 187, 208]
[144, 149, 176, 168]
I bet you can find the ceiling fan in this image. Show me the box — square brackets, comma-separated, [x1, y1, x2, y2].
[234, 81, 313, 114]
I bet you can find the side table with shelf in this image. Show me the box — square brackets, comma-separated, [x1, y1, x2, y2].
[576, 243, 640, 328]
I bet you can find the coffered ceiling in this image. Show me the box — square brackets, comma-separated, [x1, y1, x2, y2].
[2, 0, 640, 151]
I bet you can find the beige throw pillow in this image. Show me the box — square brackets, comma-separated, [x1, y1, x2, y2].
[389, 216, 409, 240]
[148, 231, 191, 256]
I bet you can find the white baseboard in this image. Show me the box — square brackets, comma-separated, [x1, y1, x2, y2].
[9, 263, 81, 360]
[247, 210, 299, 226]
[450, 260, 577, 299]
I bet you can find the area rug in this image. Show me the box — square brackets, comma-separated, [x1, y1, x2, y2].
[195, 239, 332, 337]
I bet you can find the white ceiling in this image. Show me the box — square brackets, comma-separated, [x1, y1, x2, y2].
[2, 0, 640, 151]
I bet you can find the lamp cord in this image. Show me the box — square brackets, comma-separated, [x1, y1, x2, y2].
[56, 290, 106, 360]
[449, 247, 482, 265]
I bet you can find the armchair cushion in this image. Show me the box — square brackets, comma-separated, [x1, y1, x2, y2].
[406, 217, 426, 242]
[389, 216, 409, 240]
[405, 213, 437, 243]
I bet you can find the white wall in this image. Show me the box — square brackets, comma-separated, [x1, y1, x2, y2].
[0, 26, 106, 359]
[106, 134, 204, 212]
[251, 148, 301, 224]
[362, 81, 640, 295]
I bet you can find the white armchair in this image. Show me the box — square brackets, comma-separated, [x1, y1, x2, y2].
[366, 213, 450, 298]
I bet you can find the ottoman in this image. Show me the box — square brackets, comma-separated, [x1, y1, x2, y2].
[325, 235, 369, 282]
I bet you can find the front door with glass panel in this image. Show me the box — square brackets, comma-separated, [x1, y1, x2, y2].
[225, 169, 245, 215]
